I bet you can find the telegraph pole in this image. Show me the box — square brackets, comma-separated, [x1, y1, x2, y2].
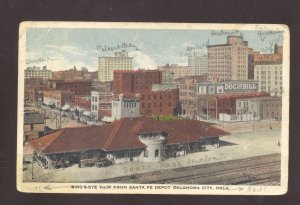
[59, 108, 62, 129]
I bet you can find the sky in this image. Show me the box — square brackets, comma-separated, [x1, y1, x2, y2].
[25, 27, 284, 71]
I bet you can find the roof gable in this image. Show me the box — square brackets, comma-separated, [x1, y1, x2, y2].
[29, 118, 229, 154]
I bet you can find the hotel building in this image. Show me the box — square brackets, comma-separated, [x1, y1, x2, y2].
[98, 50, 133, 82]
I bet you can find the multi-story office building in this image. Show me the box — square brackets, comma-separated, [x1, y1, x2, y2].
[188, 54, 208, 76]
[207, 36, 249, 82]
[113, 69, 162, 95]
[139, 88, 180, 116]
[254, 62, 283, 96]
[25, 66, 52, 79]
[98, 50, 133, 82]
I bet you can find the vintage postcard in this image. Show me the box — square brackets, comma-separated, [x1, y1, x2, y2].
[17, 22, 289, 195]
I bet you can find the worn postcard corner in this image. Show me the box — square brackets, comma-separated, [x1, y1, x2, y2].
[17, 22, 289, 195]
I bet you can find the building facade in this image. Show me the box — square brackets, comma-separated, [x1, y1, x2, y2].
[111, 94, 140, 120]
[236, 96, 282, 120]
[24, 113, 45, 142]
[90, 90, 113, 121]
[140, 88, 180, 116]
[197, 92, 270, 120]
[43, 90, 75, 108]
[113, 69, 162, 95]
[49, 80, 92, 96]
[198, 80, 259, 95]
[158, 64, 191, 81]
[207, 36, 249, 82]
[248, 44, 283, 81]
[188, 54, 208, 76]
[52, 67, 94, 81]
[179, 76, 207, 118]
[98, 50, 133, 82]
[157, 65, 174, 84]
[25, 66, 52, 79]
[254, 62, 283, 96]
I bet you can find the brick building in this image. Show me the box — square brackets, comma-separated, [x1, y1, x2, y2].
[139, 88, 180, 116]
[75, 96, 91, 110]
[113, 69, 162, 95]
[49, 80, 92, 96]
[198, 92, 270, 120]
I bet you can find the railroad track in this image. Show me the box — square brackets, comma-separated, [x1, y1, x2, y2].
[94, 153, 281, 185]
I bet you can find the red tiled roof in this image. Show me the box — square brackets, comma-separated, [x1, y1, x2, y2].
[30, 117, 229, 154]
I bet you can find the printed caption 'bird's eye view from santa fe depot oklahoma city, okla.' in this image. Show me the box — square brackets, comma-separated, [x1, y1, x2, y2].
[17, 22, 289, 195]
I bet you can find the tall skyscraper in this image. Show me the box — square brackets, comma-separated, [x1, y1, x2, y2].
[98, 50, 133, 82]
[207, 36, 249, 82]
[188, 54, 208, 76]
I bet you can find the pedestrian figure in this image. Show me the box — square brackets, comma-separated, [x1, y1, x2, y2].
[270, 125, 272, 130]
[278, 140, 281, 146]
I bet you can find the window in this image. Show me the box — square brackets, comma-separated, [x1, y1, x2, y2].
[155, 149, 159, 157]
[116, 152, 125, 159]
[144, 150, 148, 157]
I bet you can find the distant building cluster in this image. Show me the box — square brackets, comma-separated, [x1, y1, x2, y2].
[25, 66, 52, 79]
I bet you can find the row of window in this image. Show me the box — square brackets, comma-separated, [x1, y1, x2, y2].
[91, 104, 98, 111]
[141, 101, 172, 108]
[141, 94, 172, 100]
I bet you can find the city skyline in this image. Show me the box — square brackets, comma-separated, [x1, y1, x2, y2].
[26, 28, 283, 71]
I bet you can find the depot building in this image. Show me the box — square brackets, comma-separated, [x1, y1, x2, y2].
[29, 117, 229, 169]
